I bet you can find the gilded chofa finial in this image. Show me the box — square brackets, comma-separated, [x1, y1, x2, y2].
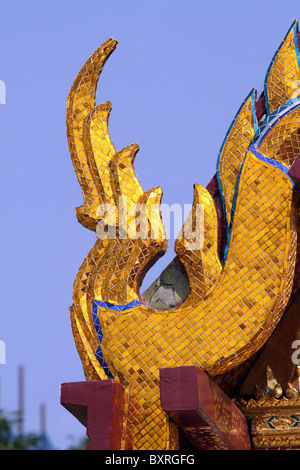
[67, 22, 300, 449]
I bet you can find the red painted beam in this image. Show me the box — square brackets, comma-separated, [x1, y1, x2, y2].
[160, 366, 251, 450]
[60, 380, 125, 450]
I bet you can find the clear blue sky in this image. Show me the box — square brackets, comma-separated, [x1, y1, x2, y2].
[0, 0, 299, 449]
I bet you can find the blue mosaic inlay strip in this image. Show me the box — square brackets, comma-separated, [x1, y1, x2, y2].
[216, 89, 258, 263]
[221, 93, 300, 264]
[293, 21, 300, 69]
[222, 144, 294, 265]
[253, 98, 300, 147]
[92, 301, 114, 378]
[93, 298, 141, 311]
[91, 298, 141, 378]
[249, 144, 294, 185]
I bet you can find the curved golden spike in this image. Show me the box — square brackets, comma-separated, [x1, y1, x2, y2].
[175, 183, 222, 303]
[82, 101, 116, 205]
[66, 38, 118, 230]
[71, 238, 111, 380]
[134, 186, 167, 245]
[265, 20, 300, 114]
[217, 90, 257, 227]
[88, 186, 168, 305]
[109, 143, 143, 206]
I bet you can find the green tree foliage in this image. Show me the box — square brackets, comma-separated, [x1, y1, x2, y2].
[0, 409, 89, 450]
[0, 410, 43, 450]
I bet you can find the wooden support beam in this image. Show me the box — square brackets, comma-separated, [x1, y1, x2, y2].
[60, 380, 125, 450]
[160, 366, 252, 450]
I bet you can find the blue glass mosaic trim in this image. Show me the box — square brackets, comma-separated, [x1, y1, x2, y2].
[221, 93, 300, 264]
[222, 143, 295, 264]
[216, 88, 258, 263]
[294, 21, 300, 68]
[249, 144, 294, 185]
[91, 298, 141, 378]
[92, 301, 114, 378]
[93, 298, 141, 311]
[253, 98, 300, 147]
[222, 158, 244, 264]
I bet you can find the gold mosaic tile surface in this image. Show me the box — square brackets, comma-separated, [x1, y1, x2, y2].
[175, 183, 222, 303]
[67, 22, 300, 449]
[258, 107, 300, 167]
[265, 22, 300, 114]
[218, 90, 257, 227]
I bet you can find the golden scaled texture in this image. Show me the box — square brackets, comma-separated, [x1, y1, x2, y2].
[175, 183, 222, 304]
[218, 91, 257, 228]
[67, 21, 300, 449]
[265, 24, 300, 114]
[235, 386, 300, 449]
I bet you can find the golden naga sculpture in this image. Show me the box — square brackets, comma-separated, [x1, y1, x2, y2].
[67, 21, 300, 449]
